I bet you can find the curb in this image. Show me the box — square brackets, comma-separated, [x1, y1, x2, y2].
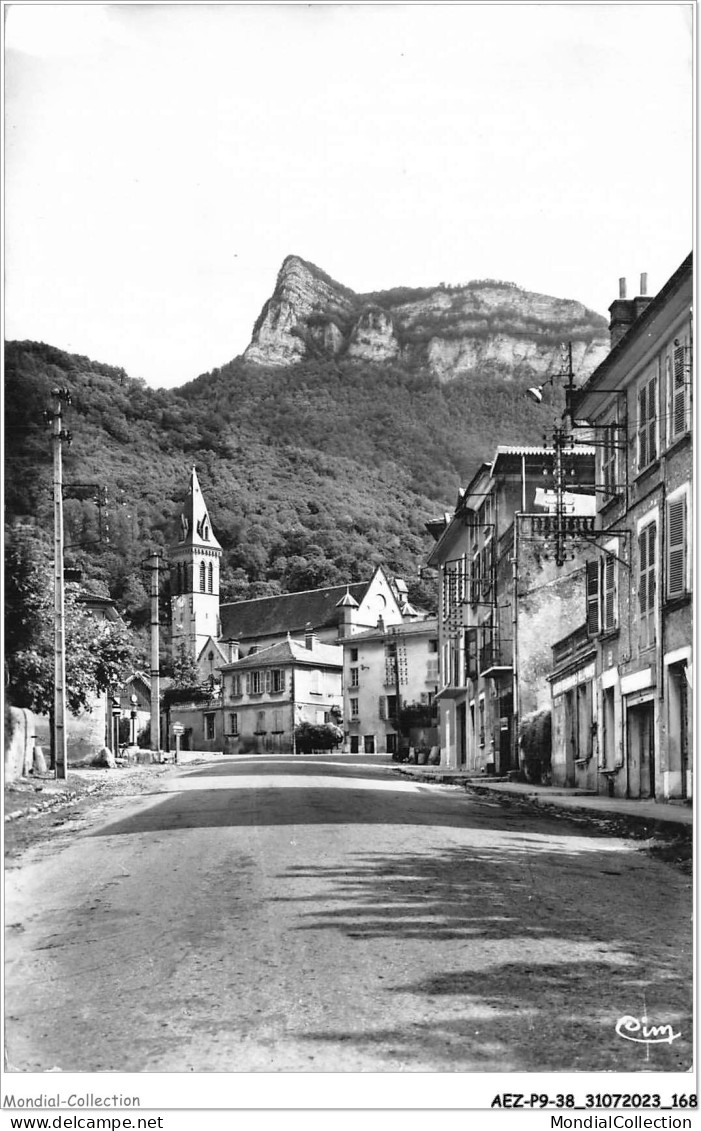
[4, 786, 98, 823]
[464, 783, 692, 839]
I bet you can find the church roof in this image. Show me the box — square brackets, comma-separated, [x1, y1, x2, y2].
[220, 637, 343, 672]
[220, 581, 368, 641]
[174, 467, 222, 551]
[336, 588, 360, 608]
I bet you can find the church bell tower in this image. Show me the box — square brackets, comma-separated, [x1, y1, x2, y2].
[170, 467, 222, 662]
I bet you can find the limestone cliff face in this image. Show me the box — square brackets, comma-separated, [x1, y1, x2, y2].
[243, 255, 610, 380]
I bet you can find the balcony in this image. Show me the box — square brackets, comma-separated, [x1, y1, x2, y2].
[478, 640, 513, 679]
[527, 514, 596, 538]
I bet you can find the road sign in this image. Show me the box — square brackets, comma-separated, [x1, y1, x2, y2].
[172, 722, 184, 736]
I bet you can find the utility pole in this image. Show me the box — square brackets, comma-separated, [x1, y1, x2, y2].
[142, 551, 165, 755]
[48, 388, 72, 780]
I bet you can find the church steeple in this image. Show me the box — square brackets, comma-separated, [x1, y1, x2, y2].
[177, 467, 222, 551]
[170, 467, 223, 662]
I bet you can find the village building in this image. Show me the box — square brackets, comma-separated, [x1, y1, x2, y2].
[548, 256, 693, 800]
[166, 468, 420, 751]
[427, 445, 597, 775]
[168, 469, 412, 675]
[341, 615, 439, 755]
[117, 673, 152, 747]
[219, 629, 343, 756]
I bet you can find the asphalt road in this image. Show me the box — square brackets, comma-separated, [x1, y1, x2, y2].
[4, 755, 693, 1073]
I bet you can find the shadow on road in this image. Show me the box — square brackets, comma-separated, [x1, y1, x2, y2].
[276, 845, 692, 1073]
[90, 778, 611, 839]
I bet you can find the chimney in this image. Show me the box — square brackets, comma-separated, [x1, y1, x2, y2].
[226, 639, 240, 663]
[609, 273, 653, 347]
[608, 276, 635, 347]
[305, 623, 318, 651]
[633, 271, 653, 321]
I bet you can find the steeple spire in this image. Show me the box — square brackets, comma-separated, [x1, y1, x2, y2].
[170, 467, 223, 663]
[177, 466, 222, 549]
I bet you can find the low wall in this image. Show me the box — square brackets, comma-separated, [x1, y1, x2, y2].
[5, 705, 112, 779]
[5, 707, 38, 782]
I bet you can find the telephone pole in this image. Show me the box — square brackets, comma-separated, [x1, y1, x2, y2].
[143, 550, 165, 754]
[48, 388, 72, 780]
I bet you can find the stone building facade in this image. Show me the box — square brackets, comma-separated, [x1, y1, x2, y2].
[427, 446, 596, 774]
[341, 617, 439, 755]
[550, 257, 693, 800]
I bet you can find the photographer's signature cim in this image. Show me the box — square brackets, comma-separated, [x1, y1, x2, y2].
[616, 1014, 681, 1046]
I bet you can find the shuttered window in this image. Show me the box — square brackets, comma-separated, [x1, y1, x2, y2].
[585, 560, 600, 635]
[378, 697, 386, 720]
[465, 628, 478, 681]
[638, 522, 657, 649]
[637, 374, 658, 470]
[601, 424, 618, 497]
[671, 344, 688, 440]
[602, 556, 616, 631]
[207, 562, 213, 593]
[667, 495, 687, 599]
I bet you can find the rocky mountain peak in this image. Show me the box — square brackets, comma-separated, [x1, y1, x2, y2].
[243, 257, 610, 381]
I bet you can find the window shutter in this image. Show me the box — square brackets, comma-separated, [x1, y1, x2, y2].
[465, 628, 478, 679]
[638, 523, 657, 648]
[648, 375, 658, 462]
[585, 560, 600, 635]
[378, 697, 386, 720]
[265, 670, 271, 693]
[673, 346, 687, 437]
[638, 529, 648, 614]
[471, 554, 480, 606]
[603, 557, 615, 630]
[638, 386, 648, 469]
[245, 672, 251, 695]
[647, 524, 657, 617]
[668, 497, 686, 597]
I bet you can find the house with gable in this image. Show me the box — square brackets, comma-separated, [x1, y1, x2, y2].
[218, 568, 410, 653]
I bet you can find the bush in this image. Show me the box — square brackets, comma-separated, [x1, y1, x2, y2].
[519, 709, 552, 784]
[294, 721, 343, 754]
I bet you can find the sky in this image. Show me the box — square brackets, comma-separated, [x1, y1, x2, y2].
[4, 2, 694, 389]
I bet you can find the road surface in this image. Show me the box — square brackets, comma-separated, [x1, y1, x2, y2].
[4, 755, 692, 1072]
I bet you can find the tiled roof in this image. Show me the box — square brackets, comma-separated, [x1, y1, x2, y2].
[220, 637, 343, 671]
[220, 581, 368, 641]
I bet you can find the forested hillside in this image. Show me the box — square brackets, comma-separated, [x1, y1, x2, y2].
[5, 339, 566, 655]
